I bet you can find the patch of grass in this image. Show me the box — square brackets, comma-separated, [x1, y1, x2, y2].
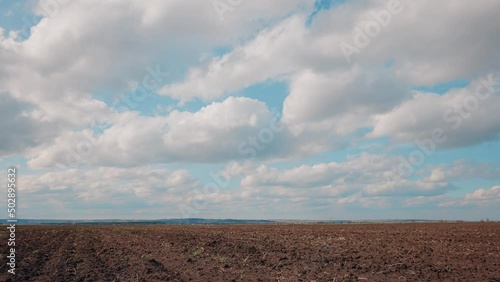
[213, 255, 227, 263]
[76, 261, 85, 269]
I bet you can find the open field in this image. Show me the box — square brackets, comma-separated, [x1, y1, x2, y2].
[1, 222, 499, 281]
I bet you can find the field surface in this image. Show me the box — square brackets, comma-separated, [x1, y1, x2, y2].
[1, 223, 499, 281]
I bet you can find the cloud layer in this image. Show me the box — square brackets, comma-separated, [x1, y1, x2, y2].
[1, 0, 499, 220]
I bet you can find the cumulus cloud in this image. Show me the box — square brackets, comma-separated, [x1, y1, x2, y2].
[0, 92, 60, 157]
[1, 0, 499, 220]
[438, 185, 500, 208]
[4, 0, 500, 166]
[158, 15, 310, 102]
[228, 153, 454, 204]
[464, 186, 500, 205]
[26, 97, 293, 168]
[370, 74, 500, 147]
[220, 155, 500, 212]
[156, 0, 500, 153]
[283, 67, 409, 137]
[0, 0, 309, 156]
[19, 166, 198, 204]
[427, 160, 500, 182]
[159, 0, 500, 102]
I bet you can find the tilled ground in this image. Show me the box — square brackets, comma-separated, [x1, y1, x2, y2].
[0, 222, 499, 281]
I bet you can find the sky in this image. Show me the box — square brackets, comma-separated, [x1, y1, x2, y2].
[0, 0, 499, 221]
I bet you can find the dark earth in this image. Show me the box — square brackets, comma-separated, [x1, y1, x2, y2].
[1, 222, 499, 281]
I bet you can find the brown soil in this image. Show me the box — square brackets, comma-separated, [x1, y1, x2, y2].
[1, 222, 499, 281]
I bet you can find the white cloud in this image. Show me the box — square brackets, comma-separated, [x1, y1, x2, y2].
[155, 0, 500, 153]
[3, 0, 500, 164]
[427, 160, 500, 182]
[464, 186, 500, 205]
[438, 185, 500, 207]
[0, 92, 60, 157]
[26, 97, 292, 168]
[0, 0, 309, 157]
[370, 75, 500, 147]
[159, 0, 500, 102]
[158, 15, 310, 102]
[19, 166, 198, 204]
[283, 67, 408, 136]
[1, 0, 499, 220]
[230, 153, 453, 202]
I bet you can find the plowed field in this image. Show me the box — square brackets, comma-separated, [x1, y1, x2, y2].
[1, 223, 499, 281]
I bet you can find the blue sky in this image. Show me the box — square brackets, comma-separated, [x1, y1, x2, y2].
[1, 0, 499, 220]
